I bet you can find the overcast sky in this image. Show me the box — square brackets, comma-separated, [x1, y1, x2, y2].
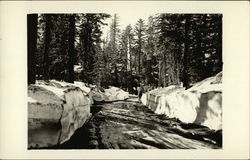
[101, 12, 156, 40]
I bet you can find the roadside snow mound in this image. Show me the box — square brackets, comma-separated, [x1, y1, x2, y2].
[28, 80, 91, 148]
[104, 86, 129, 101]
[73, 81, 91, 95]
[92, 86, 129, 102]
[92, 90, 109, 102]
[142, 72, 222, 130]
[48, 80, 91, 95]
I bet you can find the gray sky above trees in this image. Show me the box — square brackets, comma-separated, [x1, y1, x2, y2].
[101, 12, 154, 40]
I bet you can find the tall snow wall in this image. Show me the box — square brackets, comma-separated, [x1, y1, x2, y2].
[28, 80, 92, 148]
[141, 72, 222, 130]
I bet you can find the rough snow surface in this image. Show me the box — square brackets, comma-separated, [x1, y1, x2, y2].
[73, 81, 91, 94]
[104, 86, 129, 101]
[142, 72, 222, 130]
[47, 80, 91, 95]
[28, 80, 91, 148]
[50, 80, 73, 87]
[36, 84, 65, 99]
[92, 86, 129, 102]
[155, 90, 199, 123]
[195, 92, 222, 130]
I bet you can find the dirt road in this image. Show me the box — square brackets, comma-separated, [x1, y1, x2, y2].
[48, 97, 222, 149]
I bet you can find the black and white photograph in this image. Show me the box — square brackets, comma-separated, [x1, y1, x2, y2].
[0, 1, 249, 159]
[28, 13, 223, 149]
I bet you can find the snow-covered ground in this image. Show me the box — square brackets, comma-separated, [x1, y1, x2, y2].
[104, 86, 129, 101]
[141, 72, 222, 130]
[91, 86, 129, 102]
[28, 80, 130, 148]
[28, 80, 92, 148]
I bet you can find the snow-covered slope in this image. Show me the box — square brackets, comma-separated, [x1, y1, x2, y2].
[28, 80, 91, 148]
[141, 72, 222, 130]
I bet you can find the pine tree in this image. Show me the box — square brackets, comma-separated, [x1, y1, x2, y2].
[108, 14, 121, 87]
[134, 19, 146, 79]
[78, 13, 110, 84]
[120, 24, 135, 90]
[144, 16, 158, 86]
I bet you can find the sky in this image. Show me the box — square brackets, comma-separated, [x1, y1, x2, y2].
[101, 12, 156, 40]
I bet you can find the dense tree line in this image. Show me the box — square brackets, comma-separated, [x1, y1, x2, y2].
[28, 13, 222, 92]
[31, 14, 110, 84]
[100, 14, 222, 91]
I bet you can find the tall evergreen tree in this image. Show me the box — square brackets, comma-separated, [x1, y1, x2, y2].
[43, 14, 52, 81]
[120, 24, 135, 90]
[145, 16, 158, 86]
[78, 13, 110, 84]
[28, 14, 38, 84]
[108, 14, 121, 86]
[134, 19, 146, 78]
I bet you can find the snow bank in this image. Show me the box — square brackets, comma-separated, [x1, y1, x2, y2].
[92, 90, 108, 102]
[104, 86, 129, 101]
[91, 86, 129, 102]
[142, 72, 222, 130]
[74, 81, 91, 95]
[28, 80, 91, 148]
[49, 80, 91, 95]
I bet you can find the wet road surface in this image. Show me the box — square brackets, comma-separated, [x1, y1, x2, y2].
[47, 97, 222, 149]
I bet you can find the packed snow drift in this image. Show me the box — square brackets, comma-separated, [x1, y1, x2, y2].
[28, 80, 92, 148]
[28, 80, 129, 148]
[92, 86, 129, 102]
[141, 72, 222, 130]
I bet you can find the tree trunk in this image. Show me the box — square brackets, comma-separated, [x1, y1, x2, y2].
[129, 37, 133, 92]
[183, 15, 190, 88]
[163, 51, 166, 87]
[43, 14, 52, 81]
[158, 60, 161, 87]
[217, 15, 223, 72]
[148, 58, 152, 85]
[138, 43, 141, 76]
[27, 14, 38, 84]
[125, 39, 128, 91]
[67, 14, 76, 83]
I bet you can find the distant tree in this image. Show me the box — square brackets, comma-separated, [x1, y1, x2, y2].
[107, 14, 121, 86]
[120, 24, 135, 91]
[134, 19, 146, 78]
[78, 13, 110, 84]
[144, 16, 158, 86]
